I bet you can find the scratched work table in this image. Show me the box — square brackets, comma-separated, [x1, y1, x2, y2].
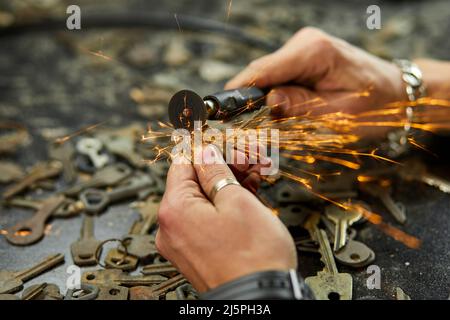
[1, 0, 450, 300]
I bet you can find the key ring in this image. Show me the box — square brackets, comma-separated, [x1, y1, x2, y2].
[94, 238, 129, 269]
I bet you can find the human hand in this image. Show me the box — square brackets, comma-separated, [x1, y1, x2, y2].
[226, 27, 406, 125]
[155, 145, 297, 292]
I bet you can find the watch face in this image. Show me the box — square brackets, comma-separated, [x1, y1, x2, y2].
[168, 90, 207, 132]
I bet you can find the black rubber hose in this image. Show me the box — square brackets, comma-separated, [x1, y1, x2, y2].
[0, 11, 280, 52]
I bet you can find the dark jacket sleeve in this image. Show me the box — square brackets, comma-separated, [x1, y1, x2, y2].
[200, 270, 315, 300]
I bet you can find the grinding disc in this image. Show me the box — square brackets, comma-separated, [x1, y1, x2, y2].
[168, 90, 207, 131]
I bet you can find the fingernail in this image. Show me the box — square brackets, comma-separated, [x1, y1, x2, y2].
[202, 144, 224, 165]
[267, 91, 289, 116]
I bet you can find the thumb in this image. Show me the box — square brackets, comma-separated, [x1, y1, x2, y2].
[266, 86, 324, 117]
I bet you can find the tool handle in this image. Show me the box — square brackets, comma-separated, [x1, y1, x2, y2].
[204, 87, 266, 120]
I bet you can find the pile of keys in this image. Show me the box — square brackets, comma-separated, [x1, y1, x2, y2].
[0, 123, 200, 300]
[272, 155, 450, 300]
[1, 119, 450, 300]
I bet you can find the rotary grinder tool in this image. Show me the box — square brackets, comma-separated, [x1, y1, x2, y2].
[168, 87, 266, 131]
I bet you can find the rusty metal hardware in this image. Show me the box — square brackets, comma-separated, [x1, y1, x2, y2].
[5, 195, 66, 245]
[0, 254, 64, 294]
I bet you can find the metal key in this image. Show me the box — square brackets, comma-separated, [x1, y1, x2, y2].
[141, 262, 179, 277]
[325, 205, 362, 252]
[396, 287, 411, 300]
[120, 199, 159, 260]
[22, 283, 63, 300]
[81, 269, 167, 287]
[359, 182, 406, 224]
[3, 196, 84, 218]
[5, 195, 66, 245]
[0, 253, 64, 294]
[99, 133, 145, 169]
[48, 141, 76, 184]
[65, 283, 99, 300]
[104, 248, 139, 271]
[76, 137, 109, 169]
[80, 174, 155, 214]
[2, 161, 62, 200]
[64, 163, 132, 197]
[399, 159, 450, 194]
[129, 274, 187, 300]
[70, 216, 102, 266]
[323, 215, 375, 268]
[305, 229, 352, 300]
[96, 285, 129, 300]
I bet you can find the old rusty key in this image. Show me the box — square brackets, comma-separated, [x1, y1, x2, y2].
[98, 133, 145, 169]
[129, 274, 187, 300]
[48, 141, 76, 184]
[141, 262, 179, 277]
[0, 254, 64, 294]
[4, 196, 84, 218]
[71, 215, 102, 266]
[64, 163, 132, 197]
[5, 195, 66, 245]
[120, 201, 159, 260]
[82, 269, 166, 287]
[2, 161, 62, 200]
[80, 174, 155, 214]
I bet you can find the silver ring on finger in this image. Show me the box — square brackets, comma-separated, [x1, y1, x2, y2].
[209, 177, 240, 201]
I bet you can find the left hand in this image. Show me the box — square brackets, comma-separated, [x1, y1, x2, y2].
[155, 145, 297, 292]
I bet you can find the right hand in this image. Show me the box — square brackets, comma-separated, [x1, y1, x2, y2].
[226, 27, 407, 137]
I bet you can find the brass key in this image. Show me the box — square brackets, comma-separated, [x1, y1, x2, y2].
[5, 195, 65, 245]
[325, 205, 362, 252]
[321, 215, 375, 268]
[2, 161, 62, 200]
[305, 228, 352, 300]
[71, 215, 102, 266]
[0, 253, 64, 294]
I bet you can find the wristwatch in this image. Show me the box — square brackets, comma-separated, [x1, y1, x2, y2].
[200, 269, 315, 300]
[385, 59, 427, 157]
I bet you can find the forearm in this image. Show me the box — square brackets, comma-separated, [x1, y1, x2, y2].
[415, 58, 450, 99]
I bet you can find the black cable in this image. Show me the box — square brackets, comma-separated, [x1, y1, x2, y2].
[0, 11, 279, 52]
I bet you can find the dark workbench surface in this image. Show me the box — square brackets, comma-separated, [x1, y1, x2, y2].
[0, 0, 449, 300]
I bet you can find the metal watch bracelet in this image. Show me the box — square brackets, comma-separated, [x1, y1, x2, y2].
[200, 269, 315, 300]
[385, 59, 427, 157]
